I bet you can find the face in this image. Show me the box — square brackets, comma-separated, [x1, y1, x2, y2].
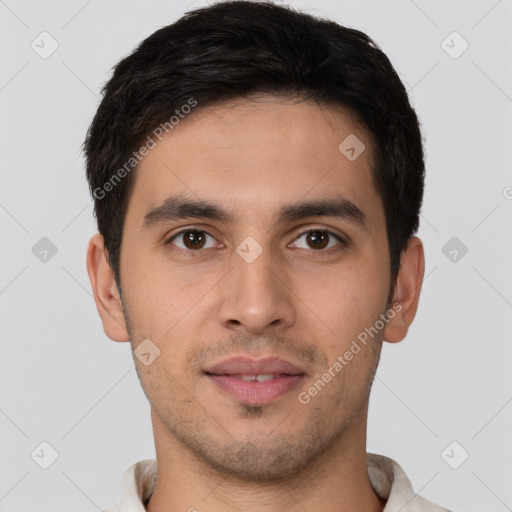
[111, 96, 396, 480]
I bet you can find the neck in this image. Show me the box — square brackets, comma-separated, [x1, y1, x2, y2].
[145, 409, 385, 512]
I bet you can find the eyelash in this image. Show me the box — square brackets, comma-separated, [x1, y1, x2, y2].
[165, 227, 349, 258]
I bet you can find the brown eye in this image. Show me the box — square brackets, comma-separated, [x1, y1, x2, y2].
[168, 229, 217, 252]
[305, 230, 329, 250]
[182, 230, 207, 250]
[290, 229, 345, 252]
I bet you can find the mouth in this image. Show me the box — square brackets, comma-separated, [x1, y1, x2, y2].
[207, 373, 296, 381]
[203, 356, 306, 405]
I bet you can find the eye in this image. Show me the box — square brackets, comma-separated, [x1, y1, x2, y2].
[289, 229, 347, 253]
[165, 227, 348, 258]
[166, 229, 220, 254]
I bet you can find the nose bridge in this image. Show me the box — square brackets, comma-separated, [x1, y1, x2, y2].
[217, 236, 295, 332]
[236, 240, 279, 294]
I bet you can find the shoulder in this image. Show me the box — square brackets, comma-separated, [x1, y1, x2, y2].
[101, 459, 157, 512]
[367, 452, 453, 512]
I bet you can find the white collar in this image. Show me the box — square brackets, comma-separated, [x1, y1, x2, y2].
[104, 452, 451, 511]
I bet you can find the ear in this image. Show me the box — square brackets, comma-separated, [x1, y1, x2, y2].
[86, 233, 130, 342]
[383, 236, 425, 343]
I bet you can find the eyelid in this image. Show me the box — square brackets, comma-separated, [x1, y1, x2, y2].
[291, 225, 348, 244]
[165, 224, 349, 256]
[166, 226, 222, 249]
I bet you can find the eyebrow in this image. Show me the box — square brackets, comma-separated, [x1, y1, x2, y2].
[142, 194, 368, 231]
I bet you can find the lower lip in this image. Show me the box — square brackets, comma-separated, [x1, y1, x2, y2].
[206, 374, 304, 405]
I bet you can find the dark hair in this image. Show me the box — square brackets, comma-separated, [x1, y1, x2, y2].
[84, 0, 425, 291]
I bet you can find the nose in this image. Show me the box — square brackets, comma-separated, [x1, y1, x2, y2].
[217, 242, 296, 334]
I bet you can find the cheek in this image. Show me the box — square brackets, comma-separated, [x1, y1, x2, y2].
[134, 358, 197, 423]
[121, 258, 193, 334]
[312, 262, 388, 342]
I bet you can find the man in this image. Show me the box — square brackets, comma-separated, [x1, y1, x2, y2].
[84, 1, 452, 510]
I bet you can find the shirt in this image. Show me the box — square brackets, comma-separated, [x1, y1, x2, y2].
[103, 452, 453, 512]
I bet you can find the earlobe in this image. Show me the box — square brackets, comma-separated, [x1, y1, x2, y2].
[86, 233, 130, 342]
[383, 236, 425, 343]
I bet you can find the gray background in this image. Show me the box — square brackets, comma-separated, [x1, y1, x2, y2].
[1, 0, 511, 510]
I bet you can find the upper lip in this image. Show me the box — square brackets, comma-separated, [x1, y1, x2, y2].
[203, 356, 305, 376]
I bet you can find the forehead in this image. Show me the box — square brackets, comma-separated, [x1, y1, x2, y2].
[126, 96, 382, 228]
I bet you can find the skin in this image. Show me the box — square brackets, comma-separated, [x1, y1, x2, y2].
[87, 95, 425, 512]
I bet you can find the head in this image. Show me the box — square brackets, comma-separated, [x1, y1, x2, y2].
[85, 0, 425, 481]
